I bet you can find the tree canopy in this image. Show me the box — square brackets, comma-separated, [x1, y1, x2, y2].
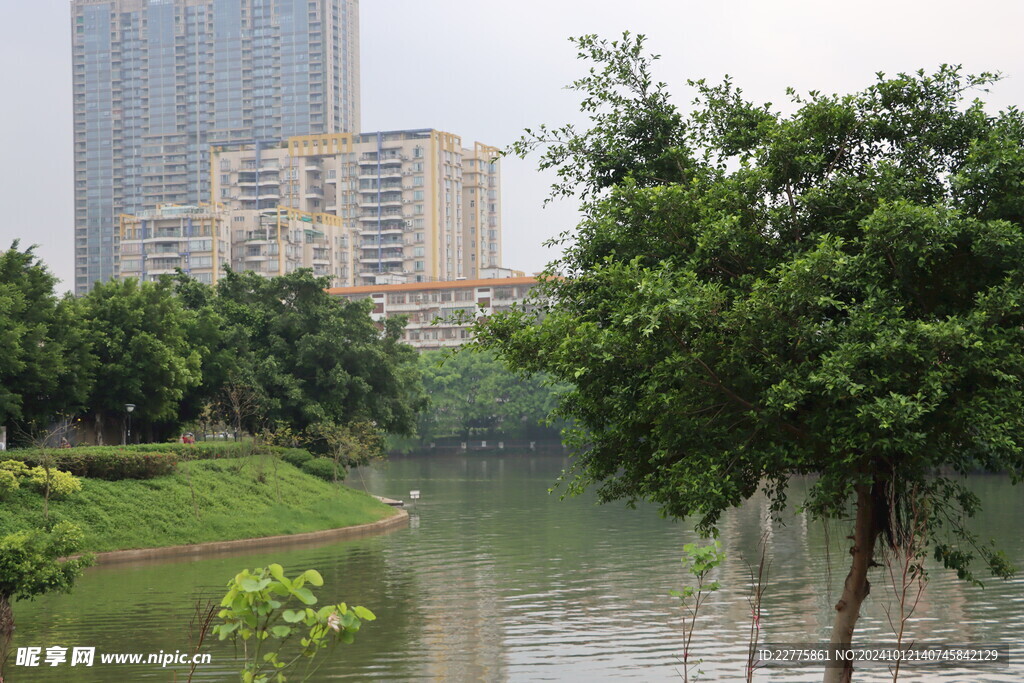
[180, 269, 426, 437]
[83, 277, 203, 426]
[0, 250, 425, 447]
[475, 33, 1024, 671]
[417, 349, 562, 441]
[0, 244, 93, 432]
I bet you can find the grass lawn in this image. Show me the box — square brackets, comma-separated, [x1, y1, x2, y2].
[0, 455, 394, 552]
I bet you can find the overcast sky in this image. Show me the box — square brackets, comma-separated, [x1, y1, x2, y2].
[2, 0, 1023, 292]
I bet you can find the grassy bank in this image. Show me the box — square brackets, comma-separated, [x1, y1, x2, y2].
[0, 454, 394, 552]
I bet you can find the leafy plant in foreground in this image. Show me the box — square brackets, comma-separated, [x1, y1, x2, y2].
[0, 523, 93, 678]
[213, 564, 375, 682]
[671, 541, 724, 682]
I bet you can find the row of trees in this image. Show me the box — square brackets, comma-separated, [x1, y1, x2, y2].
[416, 349, 563, 442]
[0, 247, 425, 449]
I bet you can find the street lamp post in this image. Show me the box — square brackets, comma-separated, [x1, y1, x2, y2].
[125, 404, 136, 445]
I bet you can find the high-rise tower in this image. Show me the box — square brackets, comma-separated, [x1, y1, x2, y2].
[71, 0, 360, 295]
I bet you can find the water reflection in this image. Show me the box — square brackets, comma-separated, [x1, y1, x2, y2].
[10, 455, 1024, 681]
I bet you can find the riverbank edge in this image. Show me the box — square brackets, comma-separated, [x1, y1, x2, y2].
[86, 506, 409, 565]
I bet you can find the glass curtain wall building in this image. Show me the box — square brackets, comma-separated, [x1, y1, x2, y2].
[71, 0, 360, 295]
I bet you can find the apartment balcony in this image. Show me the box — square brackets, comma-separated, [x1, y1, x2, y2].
[358, 198, 402, 209]
[359, 255, 404, 265]
[357, 213, 404, 223]
[145, 266, 182, 276]
[360, 239, 404, 248]
[357, 167, 403, 179]
[239, 231, 277, 243]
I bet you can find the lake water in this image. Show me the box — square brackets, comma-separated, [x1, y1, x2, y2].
[9, 453, 1024, 681]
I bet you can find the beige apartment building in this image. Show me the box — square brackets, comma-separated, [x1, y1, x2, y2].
[211, 129, 502, 286]
[119, 205, 230, 284]
[328, 274, 536, 351]
[119, 204, 351, 284]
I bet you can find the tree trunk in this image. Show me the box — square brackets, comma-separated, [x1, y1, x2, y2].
[0, 593, 14, 679]
[824, 482, 883, 683]
[95, 412, 104, 446]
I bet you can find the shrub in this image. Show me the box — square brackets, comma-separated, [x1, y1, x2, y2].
[27, 467, 83, 498]
[301, 457, 341, 482]
[0, 460, 82, 498]
[4, 444, 323, 481]
[0, 470, 19, 499]
[3, 449, 178, 481]
[0, 460, 29, 478]
[278, 448, 313, 469]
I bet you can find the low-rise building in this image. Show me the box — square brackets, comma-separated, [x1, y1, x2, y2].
[327, 276, 539, 350]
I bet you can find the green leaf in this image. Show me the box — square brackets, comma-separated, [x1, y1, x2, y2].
[353, 606, 376, 621]
[291, 587, 316, 605]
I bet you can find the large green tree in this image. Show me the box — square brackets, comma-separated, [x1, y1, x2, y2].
[0, 244, 93, 444]
[476, 34, 1024, 681]
[183, 269, 425, 437]
[82, 278, 202, 442]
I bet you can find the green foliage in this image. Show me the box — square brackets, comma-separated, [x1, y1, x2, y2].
[0, 461, 29, 478]
[0, 456, 392, 553]
[81, 277, 203, 425]
[671, 542, 725, 601]
[417, 349, 564, 440]
[478, 34, 1024, 585]
[0, 470, 18, 500]
[0, 459, 82, 498]
[277, 448, 313, 469]
[301, 457, 341, 483]
[0, 522, 93, 602]
[0, 243, 94, 438]
[1, 253, 425, 444]
[5, 443, 321, 481]
[175, 269, 426, 438]
[214, 564, 375, 682]
[670, 541, 725, 683]
[5, 448, 179, 480]
[26, 467, 82, 499]
[303, 420, 383, 480]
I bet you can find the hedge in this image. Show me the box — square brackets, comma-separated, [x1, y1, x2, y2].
[3, 447, 178, 480]
[4, 444, 319, 481]
[301, 457, 343, 482]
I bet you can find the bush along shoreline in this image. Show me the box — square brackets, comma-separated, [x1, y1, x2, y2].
[0, 447, 393, 553]
[4, 442, 336, 482]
